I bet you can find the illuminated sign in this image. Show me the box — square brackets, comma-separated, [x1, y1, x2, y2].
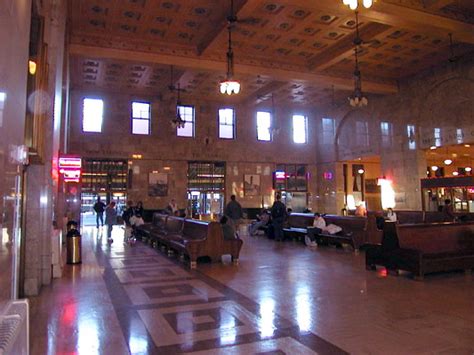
[59, 156, 81, 183]
[323, 172, 333, 180]
[274, 171, 286, 179]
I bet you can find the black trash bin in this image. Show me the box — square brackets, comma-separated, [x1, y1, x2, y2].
[66, 221, 81, 264]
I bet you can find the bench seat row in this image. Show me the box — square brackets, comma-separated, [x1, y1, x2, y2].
[137, 213, 243, 269]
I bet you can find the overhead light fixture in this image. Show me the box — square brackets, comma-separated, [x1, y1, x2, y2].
[168, 66, 186, 129]
[171, 86, 186, 129]
[28, 60, 37, 75]
[348, 12, 368, 108]
[444, 159, 453, 165]
[358, 168, 365, 174]
[431, 166, 439, 171]
[342, 0, 373, 11]
[430, 146, 437, 150]
[219, 0, 240, 96]
[452, 171, 459, 176]
[465, 167, 472, 172]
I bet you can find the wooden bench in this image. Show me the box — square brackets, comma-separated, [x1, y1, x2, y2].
[138, 214, 243, 269]
[366, 222, 474, 280]
[282, 213, 314, 240]
[314, 215, 368, 251]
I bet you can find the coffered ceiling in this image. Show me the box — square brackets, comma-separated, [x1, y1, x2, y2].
[68, 0, 474, 107]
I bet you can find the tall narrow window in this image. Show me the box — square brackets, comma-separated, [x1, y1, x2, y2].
[0, 92, 5, 128]
[177, 105, 195, 137]
[380, 121, 393, 147]
[407, 124, 416, 150]
[218, 108, 235, 139]
[83, 98, 104, 133]
[356, 121, 369, 146]
[257, 111, 272, 141]
[131, 101, 151, 135]
[434, 127, 441, 147]
[322, 118, 335, 144]
[292, 115, 307, 144]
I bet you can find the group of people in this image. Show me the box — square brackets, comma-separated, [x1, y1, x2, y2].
[221, 193, 289, 241]
[93, 197, 144, 243]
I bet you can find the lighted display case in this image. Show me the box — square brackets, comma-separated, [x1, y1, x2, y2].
[421, 176, 474, 212]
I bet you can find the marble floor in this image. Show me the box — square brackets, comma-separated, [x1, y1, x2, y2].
[30, 226, 474, 354]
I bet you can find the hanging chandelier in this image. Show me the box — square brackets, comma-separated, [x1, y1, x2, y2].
[342, 0, 373, 10]
[219, 0, 240, 95]
[348, 12, 368, 107]
[171, 83, 186, 129]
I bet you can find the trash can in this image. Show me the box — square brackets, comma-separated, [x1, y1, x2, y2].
[66, 221, 81, 264]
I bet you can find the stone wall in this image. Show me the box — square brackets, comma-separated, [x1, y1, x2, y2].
[68, 91, 319, 210]
[315, 56, 474, 212]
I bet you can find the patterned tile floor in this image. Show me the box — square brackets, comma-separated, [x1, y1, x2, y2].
[30, 226, 474, 354]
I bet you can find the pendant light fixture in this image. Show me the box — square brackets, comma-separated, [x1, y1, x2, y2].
[168, 66, 186, 129]
[348, 11, 368, 107]
[219, 0, 241, 95]
[342, 0, 373, 11]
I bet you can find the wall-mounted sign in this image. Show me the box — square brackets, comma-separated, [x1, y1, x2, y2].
[323, 172, 333, 180]
[59, 156, 81, 183]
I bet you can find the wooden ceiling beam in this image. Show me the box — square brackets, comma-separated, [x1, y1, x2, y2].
[309, 22, 392, 70]
[197, 0, 254, 56]
[424, 0, 456, 10]
[243, 80, 288, 106]
[276, 0, 474, 44]
[69, 44, 398, 94]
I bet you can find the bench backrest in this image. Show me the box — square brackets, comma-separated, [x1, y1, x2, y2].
[396, 211, 424, 224]
[323, 215, 368, 248]
[396, 222, 474, 254]
[165, 216, 184, 234]
[182, 219, 210, 240]
[424, 211, 452, 223]
[152, 213, 168, 227]
[287, 213, 314, 228]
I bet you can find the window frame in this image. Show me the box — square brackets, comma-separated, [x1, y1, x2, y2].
[292, 114, 308, 144]
[256, 110, 272, 142]
[131, 101, 151, 135]
[218, 107, 235, 140]
[82, 97, 104, 133]
[176, 104, 195, 138]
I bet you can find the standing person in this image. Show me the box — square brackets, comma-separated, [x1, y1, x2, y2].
[225, 195, 243, 227]
[271, 193, 287, 241]
[442, 199, 455, 221]
[167, 199, 178, 215]
[122, 201, 135, 243]
[134, 201, 144, 219]
[105, 201, 117, 243]
[93, 196, 106, 228]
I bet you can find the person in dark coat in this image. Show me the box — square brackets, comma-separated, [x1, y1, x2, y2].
[271, 193, 287, 241]
[225, 195, 243, 227]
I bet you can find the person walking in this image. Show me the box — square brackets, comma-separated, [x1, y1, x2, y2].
[225, 194, 243, 228]
[93, 196, 106, 228]
[105, 201, 117, 243]
[271, 193, 287, 241]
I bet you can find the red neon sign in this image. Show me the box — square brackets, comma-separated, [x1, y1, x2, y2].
[59, 156, 81, 183]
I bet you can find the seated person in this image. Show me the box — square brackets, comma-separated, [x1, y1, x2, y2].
[355, 202, 367, 217]
[220, 215, 237, 240]
[305, 213, 326, 247]
[386, 208, 397, 222]
[248, 209, 270, 236]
